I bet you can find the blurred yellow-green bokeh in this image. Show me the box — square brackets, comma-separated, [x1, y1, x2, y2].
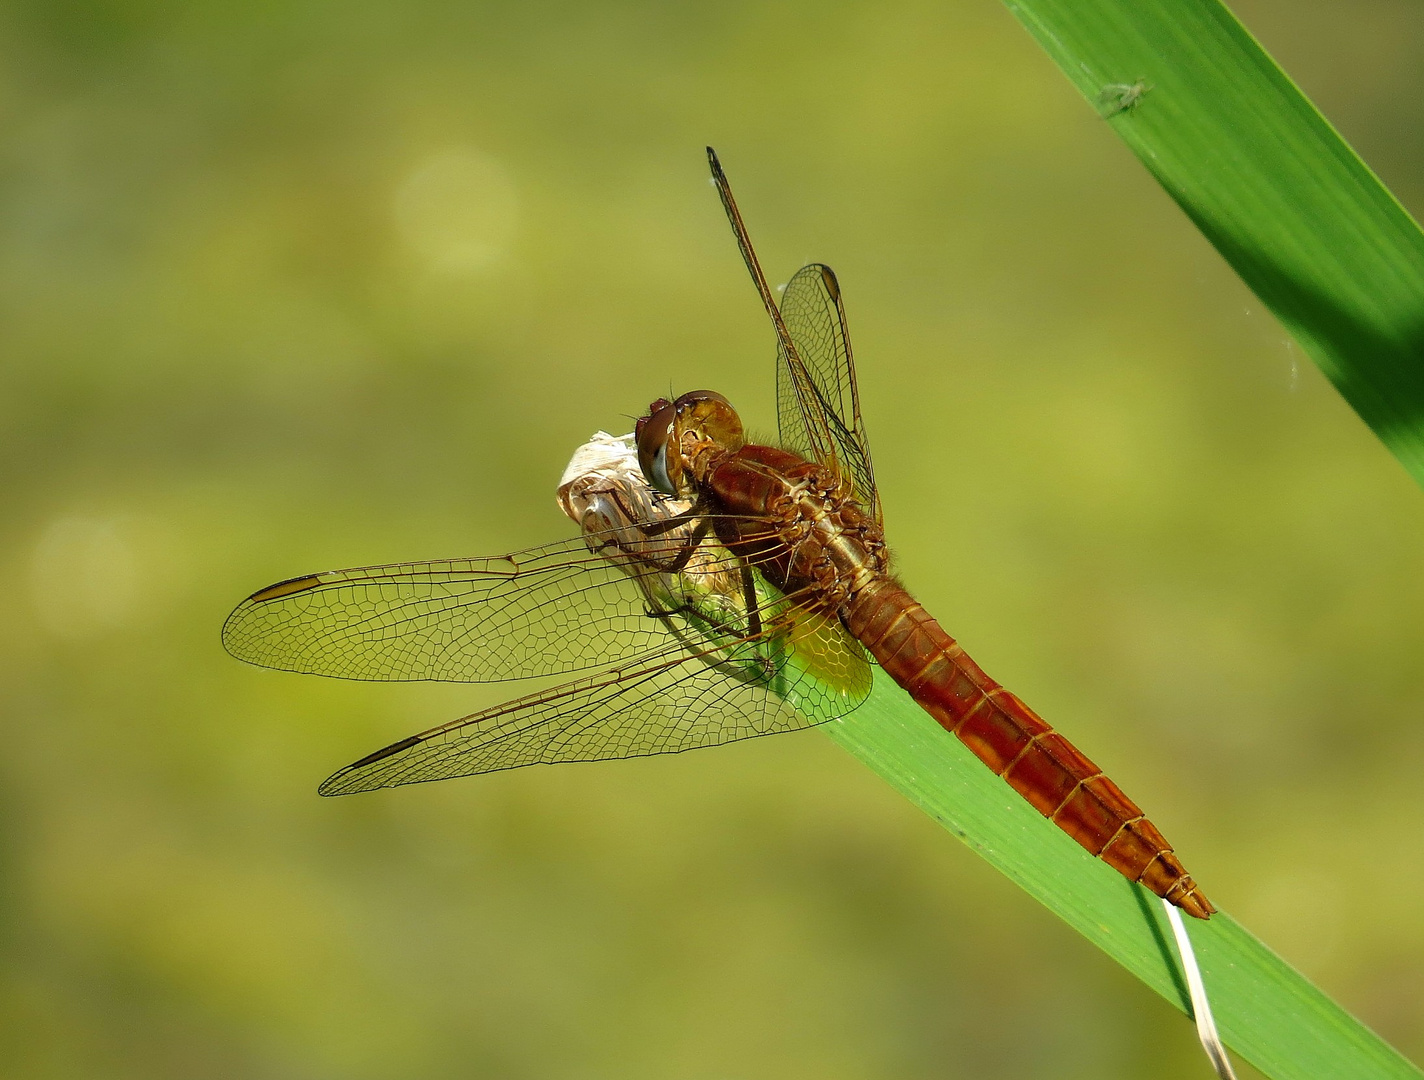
[4, 1, 1424, 1076]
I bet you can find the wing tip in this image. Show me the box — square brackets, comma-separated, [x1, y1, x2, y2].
[247, 573, 324, 604]
[317, 734, 423, 796]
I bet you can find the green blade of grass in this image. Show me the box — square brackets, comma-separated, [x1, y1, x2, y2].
[1004, 0, 1424, 484]
[820, 1, 1424, 1076]
[826, 677, 1418, 1079]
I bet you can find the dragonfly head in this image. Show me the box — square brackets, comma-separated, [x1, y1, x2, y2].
[635, 390, 744, 496]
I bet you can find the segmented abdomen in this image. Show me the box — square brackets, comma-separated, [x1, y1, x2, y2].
[843, 576, 1214, 919]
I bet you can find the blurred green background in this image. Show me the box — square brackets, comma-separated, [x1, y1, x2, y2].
[3, 0, 1424, 1076]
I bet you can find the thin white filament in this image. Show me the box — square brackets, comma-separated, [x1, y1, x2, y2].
[1163, 899, 1239, 1080]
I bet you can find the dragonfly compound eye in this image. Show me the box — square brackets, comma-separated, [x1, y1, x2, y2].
[636, 399, 680, 495]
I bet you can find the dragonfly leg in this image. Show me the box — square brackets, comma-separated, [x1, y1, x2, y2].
[582, 494, 714, 573]
[659, 518, 714, 573]
[632, 497, 710, 538]
[739, 563, 763, 639]
[608, 516, 713, 574]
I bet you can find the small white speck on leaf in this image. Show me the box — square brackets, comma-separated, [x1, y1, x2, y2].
[1098, 80, 1151, 118]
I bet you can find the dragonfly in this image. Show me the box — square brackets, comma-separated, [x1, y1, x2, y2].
[224, 147, 1213, 920]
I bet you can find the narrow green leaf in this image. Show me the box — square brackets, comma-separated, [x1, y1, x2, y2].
[1000, 0, 1424, 485]
[825, 677, 1418, 1079]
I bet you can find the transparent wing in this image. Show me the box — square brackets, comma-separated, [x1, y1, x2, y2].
[777, 263, 879, 519]
[705, 149, 877, 519]
[318, 603, 871, 795]
[223, 523, 780, 683]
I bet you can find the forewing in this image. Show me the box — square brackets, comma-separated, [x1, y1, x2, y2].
[778, 263, 879, 519]
[706, 148, 842, 475]
[223, 530, 761, 683]
[318, 602, 872, 795]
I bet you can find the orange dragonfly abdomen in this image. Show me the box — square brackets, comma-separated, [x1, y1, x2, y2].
[843, 576, 1214, 919]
